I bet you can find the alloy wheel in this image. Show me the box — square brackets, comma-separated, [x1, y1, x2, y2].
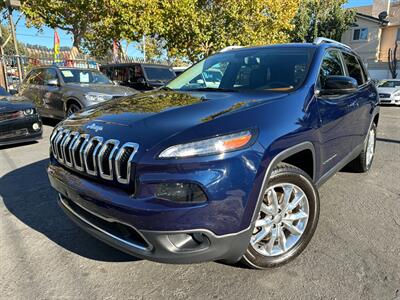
[251, 183, 309, 257]
[366, 128, 375, 166]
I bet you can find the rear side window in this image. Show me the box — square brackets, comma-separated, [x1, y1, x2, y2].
[342, 52, 364, 86]
[319, 50, 344, 89]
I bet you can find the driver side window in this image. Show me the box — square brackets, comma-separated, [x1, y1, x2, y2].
[319, 50, 344, 89]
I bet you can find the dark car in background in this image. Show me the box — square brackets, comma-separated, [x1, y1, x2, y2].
[100, 63, 176, 91]
[48, 38, 379, 269]
[18, 66, 136, 119]
[0, 86, 42, 146]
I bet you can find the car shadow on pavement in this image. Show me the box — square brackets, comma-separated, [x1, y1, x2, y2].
[376, 137, 400, 145]
[0, 158, 139, 262]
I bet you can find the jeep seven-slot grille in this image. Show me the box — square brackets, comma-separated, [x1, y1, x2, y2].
[50, 127, 139, 184]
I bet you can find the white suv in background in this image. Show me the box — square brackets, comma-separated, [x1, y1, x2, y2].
[377, 79, 400, 105]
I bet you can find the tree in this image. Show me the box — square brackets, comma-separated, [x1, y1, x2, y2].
[159, 0, 300, 62]
[290, 0, 356, 43]
[19, 0, 106, 50]
[388, 42, 398, 79]
[0, 23, 27, 56]
[82, 0, 161, 58]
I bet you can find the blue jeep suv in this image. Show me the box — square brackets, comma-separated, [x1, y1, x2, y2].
[47, 38, 379, 269]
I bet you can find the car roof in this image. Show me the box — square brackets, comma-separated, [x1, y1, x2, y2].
[100, 63, 171, 68]
[217, 42, 352, 54]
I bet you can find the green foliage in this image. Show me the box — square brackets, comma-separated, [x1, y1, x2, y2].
[11, 0, 301, 61]
[290, 0, 356, 43]
[0, 23, 27, 55]
[19, 0, 106, 49]
[159, 0, 300, 62]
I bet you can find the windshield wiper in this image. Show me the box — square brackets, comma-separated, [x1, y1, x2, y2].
[185, 87, 238, 92]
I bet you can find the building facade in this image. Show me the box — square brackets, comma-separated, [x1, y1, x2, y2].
[341, 0, 400, 79]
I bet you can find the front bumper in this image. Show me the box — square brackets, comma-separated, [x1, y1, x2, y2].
[48, 161, 257, 263]
[0, 114, 42, 146]
[379, 98, 400, 105]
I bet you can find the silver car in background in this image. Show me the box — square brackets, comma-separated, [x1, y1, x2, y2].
[377, 79, 400, 106]
[18, 67, 137, 119]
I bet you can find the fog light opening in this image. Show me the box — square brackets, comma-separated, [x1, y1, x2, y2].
[155, 182, 207, 203]
[32, 123, 41, 131]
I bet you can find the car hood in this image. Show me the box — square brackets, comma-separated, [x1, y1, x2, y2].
[0, 99, 35, 113]
[66, 83, 137, 95]
[377, 87, 399, 94]
[61, 90, 287, 149]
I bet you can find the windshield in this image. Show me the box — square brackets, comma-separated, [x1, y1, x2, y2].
[143, 66, 176, 82]
[60, 69, 112, 84]
[166, 47, 315, 92]
[0, 87, 10, 99]
[378, 80, 400, 88]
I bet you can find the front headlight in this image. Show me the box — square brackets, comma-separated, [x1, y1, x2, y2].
[84, 92, 113, 103]
[159, 130, 253, 158]
[393, 90, 400, 100]
[23, 108, 36, 115]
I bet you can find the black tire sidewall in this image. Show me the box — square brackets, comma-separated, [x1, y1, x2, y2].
[67, 103, 81, 117]
[243, 165, 320, 269]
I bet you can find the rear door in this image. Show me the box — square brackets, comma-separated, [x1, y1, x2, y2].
[316, 49, 357, 174]
[341, 51, 374, 148]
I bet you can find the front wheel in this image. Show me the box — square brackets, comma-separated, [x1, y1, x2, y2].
[241, 163, 320, 269]
[66, 103, 81, 117]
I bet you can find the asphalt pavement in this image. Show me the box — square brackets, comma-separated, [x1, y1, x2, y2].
[1, 107, 399, 299]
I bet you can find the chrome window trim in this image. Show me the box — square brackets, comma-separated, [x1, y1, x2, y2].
[98, 139, 120, 181]
[83, 136, 104, 176]
[115, 142, 139, 184]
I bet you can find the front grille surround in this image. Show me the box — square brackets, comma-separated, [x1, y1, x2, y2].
[115, 142, 139, 184]
[51, 128, 139, 185]
[83, 136, 104, 176]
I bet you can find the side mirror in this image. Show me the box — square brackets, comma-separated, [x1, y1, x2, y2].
[138, 77, 146, 85]
[46, 78, 59, 87]
[319, 76, 358, 95]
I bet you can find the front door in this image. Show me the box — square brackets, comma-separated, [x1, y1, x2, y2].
[42, 68, 64, 118]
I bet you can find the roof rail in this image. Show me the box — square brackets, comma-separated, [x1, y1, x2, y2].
[313, 37, 351, 50]
[219, 46, 244, 52]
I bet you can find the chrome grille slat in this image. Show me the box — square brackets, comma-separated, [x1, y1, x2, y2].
[73, 134, 90, 172]
[83, 136, 104, 176]
[98, 139, 120, 180]
[115, 142, 139, 184]
[51, 128, 138, 185]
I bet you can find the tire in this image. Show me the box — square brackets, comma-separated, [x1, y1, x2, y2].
[241, 163, 320, 269]
[348, 123, 377, 173]
[66, 102, 81, 117]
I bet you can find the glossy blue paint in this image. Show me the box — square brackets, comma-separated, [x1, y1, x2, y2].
[48, 43, 380, 239]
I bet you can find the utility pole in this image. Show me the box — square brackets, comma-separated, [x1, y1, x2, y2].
[7, 6, 23, 83]
[0, 23, 9, 90]
[5, 0, 23, 83]
[143, 35, 146, 62]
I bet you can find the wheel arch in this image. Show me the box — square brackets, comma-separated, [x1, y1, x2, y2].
[64, 97, 83, 115]
[251, 141, 316, 223]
